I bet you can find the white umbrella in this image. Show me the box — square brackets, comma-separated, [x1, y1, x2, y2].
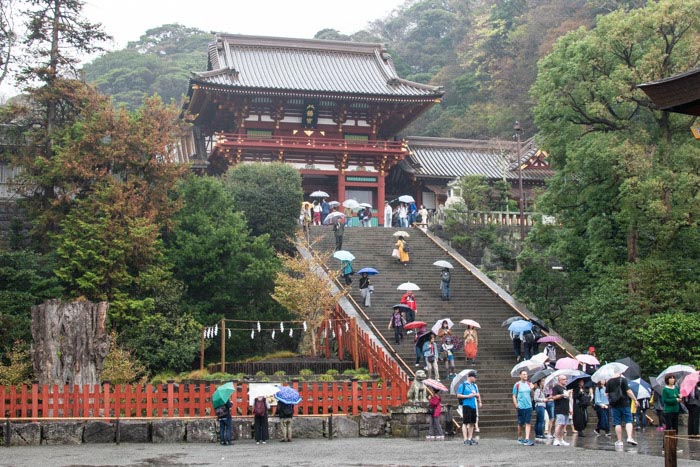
[342, 199, 360, 209]
[543, 369, 586, 390]
[397, 282, 420, 291]
[332, 250, 355, 262]
[575, 354, 600, 366]
[459, 319, 481, 329]
[657, 364, 696, 385]
[398, 195, 415, 203]
[591, 362, 629, 383]
[359, 203, 372, 208]
[511, 359, 546, 377]
[433, 260, 454, 269]
[531, 352, 549, 364]
[393, 231, 410, 238]
[310, 190, 329, 198]
[323, 211, 345, 225]
[431, 318, 454, 335]
[328, 201, 341, 208]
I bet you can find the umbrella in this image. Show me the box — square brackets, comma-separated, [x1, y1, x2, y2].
[391, 303, 414, 313]
[575, 354, 600, 366]
[212, 382, 235, 408]
[508, 320, 533, 333]
[393, 231, 410, 238]
[359, 202, 372, 208]
[450, 368, 477, 394]
[431, 318, 455, 335]
[397, 282, 420, 291]
[566, 374, 593, 389]
[530, 352, 549, 364]
[537, 335, 562, 343]
[342, 199, 360, 209]
[591, 362, 629, 383]
[501, 316, 525, 327]
[423, 378, 449, 392]
[357, 267, 379, 275]
[531, 368, 554, 384]
[328, 200, 341, 208]
[332, 250, 355, 262]
[459, 319, 481, 329]
[629, 378, 653, 399]
[398, 195, 415, 203]
[511, 359, 546, 377]
[404, 321, 427, 331]
[555, 357, 580, 370]
[657, 364, 696, 385]
[615, 357, 642, 380]
[432, 260, 454, 269]
[323, 211, 345, 224]
[529, 318, 550, 332]
[274, 385, 302, 405]
[310, 190, 329, 198]
[543, 369, 586, 390]
[415, 331, 435, 350]
[649, 376, 663, 393]
[680, 371, 700, 398]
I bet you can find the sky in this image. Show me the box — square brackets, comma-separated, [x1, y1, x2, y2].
[84, 0, 405, 49]
[0, 0, 406, 98]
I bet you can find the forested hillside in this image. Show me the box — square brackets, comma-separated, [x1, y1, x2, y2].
[82, 0, 644, 137]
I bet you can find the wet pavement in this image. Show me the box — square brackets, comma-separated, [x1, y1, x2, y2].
[2, 430, 700, 467]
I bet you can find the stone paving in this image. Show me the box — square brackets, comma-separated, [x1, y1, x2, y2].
[2, 431, 699, 466]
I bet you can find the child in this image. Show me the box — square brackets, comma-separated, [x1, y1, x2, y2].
[428, 390, 445, 440]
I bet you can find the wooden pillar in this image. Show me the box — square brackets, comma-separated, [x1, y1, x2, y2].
[337, 171, 346, 202]
[377, 174, 386, 226]
[664, 430, 677, 467]
[200, 328, 205, 371]
[220, 318, 226, 374]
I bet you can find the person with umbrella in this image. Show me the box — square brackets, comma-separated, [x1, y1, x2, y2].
[321, 198, 330, 225]
[388, 306, 405, 345]
[395, 234, 410, 266]
[533, 378, 548, 440]
[463, 324, 479, 363]
[550, 374, 573, 446]
[341, 259, 353, 285]
[570, 377, 592, 436]
[662, 373, 682, 433]
[428, 389, 445, 440]
[412, 322, 427, 367]
[383, 200, 393, 228]
[400, 289, 417, 323]
[593, 380, 611, 436]
[605, 372, 638, 447]
[333, 210, 345, 250]
[440, 267, 451, 301]
[422, 333, 440, 381]
[312, 200, 322, 225]
[684, 374, 700, 437]
[275, 386, 301, 442]
[358, 270, 374, 307]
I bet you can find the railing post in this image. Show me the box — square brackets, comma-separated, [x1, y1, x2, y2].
[351, 318, 359, 370]
[664, 429, 677, 467]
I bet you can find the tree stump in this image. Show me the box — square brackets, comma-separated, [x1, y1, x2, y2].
[31, 299, 110, 386]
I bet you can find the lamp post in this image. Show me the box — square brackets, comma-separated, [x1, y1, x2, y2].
[514, 121, 525, 241]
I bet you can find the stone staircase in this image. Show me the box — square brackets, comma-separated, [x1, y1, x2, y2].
[308, 225, 577, 433]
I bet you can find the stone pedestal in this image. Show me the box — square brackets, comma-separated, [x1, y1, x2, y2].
[388, 403, 431, 438]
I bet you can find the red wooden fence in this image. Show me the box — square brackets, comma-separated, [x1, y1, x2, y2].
[0, 379, 407, 419]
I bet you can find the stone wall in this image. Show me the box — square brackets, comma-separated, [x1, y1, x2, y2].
[0, 414, 391, 445]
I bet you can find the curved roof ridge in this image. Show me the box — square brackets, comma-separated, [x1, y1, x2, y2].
[214, 33, 387, 57]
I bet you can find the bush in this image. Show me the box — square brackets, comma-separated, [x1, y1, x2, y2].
[318, 374, 335, 382]
[273, 370, 286, 377]
[150, 372, 179, 385]
[0, 341, 33, 386]
[256, 371, 266, 377]
[299, 369, 313, 376]
[326, 369, 339, 376]
[101, 332, 148, 384]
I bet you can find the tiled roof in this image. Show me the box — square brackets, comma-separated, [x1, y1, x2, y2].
[405, 136, 553, 181]
[191, 34, 443, 99]
[638, 67, 700, 116]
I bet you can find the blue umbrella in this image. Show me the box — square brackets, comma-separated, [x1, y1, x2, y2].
[274, 386, 302, 405]
[629, 378, 652, 399]
[357, 267, 379, 275]
[508, 320, 533, 333]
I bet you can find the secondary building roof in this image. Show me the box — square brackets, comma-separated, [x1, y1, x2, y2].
[404, 136, 553, 182]
[638, 67, 700, 116]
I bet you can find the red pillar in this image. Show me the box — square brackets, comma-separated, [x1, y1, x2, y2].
[337, 171, 346, 202]
[378, 173, 386, 226]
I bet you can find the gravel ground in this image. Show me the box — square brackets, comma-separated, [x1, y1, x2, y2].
[2, 435, 700, 467]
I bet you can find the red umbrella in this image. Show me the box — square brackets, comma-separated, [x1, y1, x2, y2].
[423, 378, 448, 392]
[404, 321, 427, 331]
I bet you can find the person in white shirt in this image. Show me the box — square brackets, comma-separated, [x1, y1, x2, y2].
[384, 201, 393, 227]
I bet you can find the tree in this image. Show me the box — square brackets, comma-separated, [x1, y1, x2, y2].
[271, 248, 347, 356]
[224, 163, 303, 253]
[518, 0, 700, 366]
[0, 0, 17, 88]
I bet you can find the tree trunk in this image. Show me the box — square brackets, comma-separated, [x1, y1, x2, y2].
[31, 299, 110, 386]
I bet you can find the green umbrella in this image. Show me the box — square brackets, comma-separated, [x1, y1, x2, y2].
[212, 382, 235, 408]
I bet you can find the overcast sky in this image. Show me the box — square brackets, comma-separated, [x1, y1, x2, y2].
[84, 0, 405, 48]
[1, 0, 405, 98]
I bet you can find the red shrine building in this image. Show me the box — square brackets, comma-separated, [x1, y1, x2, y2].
[179, 34, 444, 223]
[178, 34, 552, 225]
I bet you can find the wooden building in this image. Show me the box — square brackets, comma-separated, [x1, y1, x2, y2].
[179, 34, 444, 224]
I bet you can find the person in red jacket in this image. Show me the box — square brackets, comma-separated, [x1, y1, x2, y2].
[428, 390, 444, 440]
[400, 290, 417, 324]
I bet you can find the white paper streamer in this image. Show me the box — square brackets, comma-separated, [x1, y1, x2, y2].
[228, 328, 231, 338]
[339, 328, 343, 337]
[257, 321, 261, 332]
[345, 323, 349, 332]
[214, 324, 218, 336]
[289, 328, 293, 337]
[251, 329, 255, 339]
[303, 321, 307, 332]
[332, 330, 336, 338]
[280, 322, 284, 332]
[272, 329, 276, 340]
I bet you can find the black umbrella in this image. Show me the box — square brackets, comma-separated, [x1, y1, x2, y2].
[566, 374, 593, 389]
[615, 357, 641, 380]
[501, 316, 524, 327]
[531, 368, 554, 384]
[415, 331, 435, 350]
[391, 303, 414, 314]
[529, 318, 550, 333]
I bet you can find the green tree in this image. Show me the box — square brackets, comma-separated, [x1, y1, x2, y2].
[224, 163, 303, 253]
[0, 0, 16, 88]
[519, 0, 700, 367]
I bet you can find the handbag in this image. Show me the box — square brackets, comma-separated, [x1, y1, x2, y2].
[392, 248, 399, 258]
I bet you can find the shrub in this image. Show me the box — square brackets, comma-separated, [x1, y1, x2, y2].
[256, 371, 267, 377]
[325, 369, 339, 376]
[299, 369, 313, 376]
[273, 370, 286, 377]
[0, 341, 33, 386]
[318, 374, 335, 382]
[101, 332, 148, 384]
[150, 372, 179, 385]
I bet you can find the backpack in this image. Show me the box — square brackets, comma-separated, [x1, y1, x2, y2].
[279, 402, 294, 417]
[403, 242, 410, 253]
[215, 404, 228, 419]
[607, 381, 625, 406]
[253, 398, 267, 416]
